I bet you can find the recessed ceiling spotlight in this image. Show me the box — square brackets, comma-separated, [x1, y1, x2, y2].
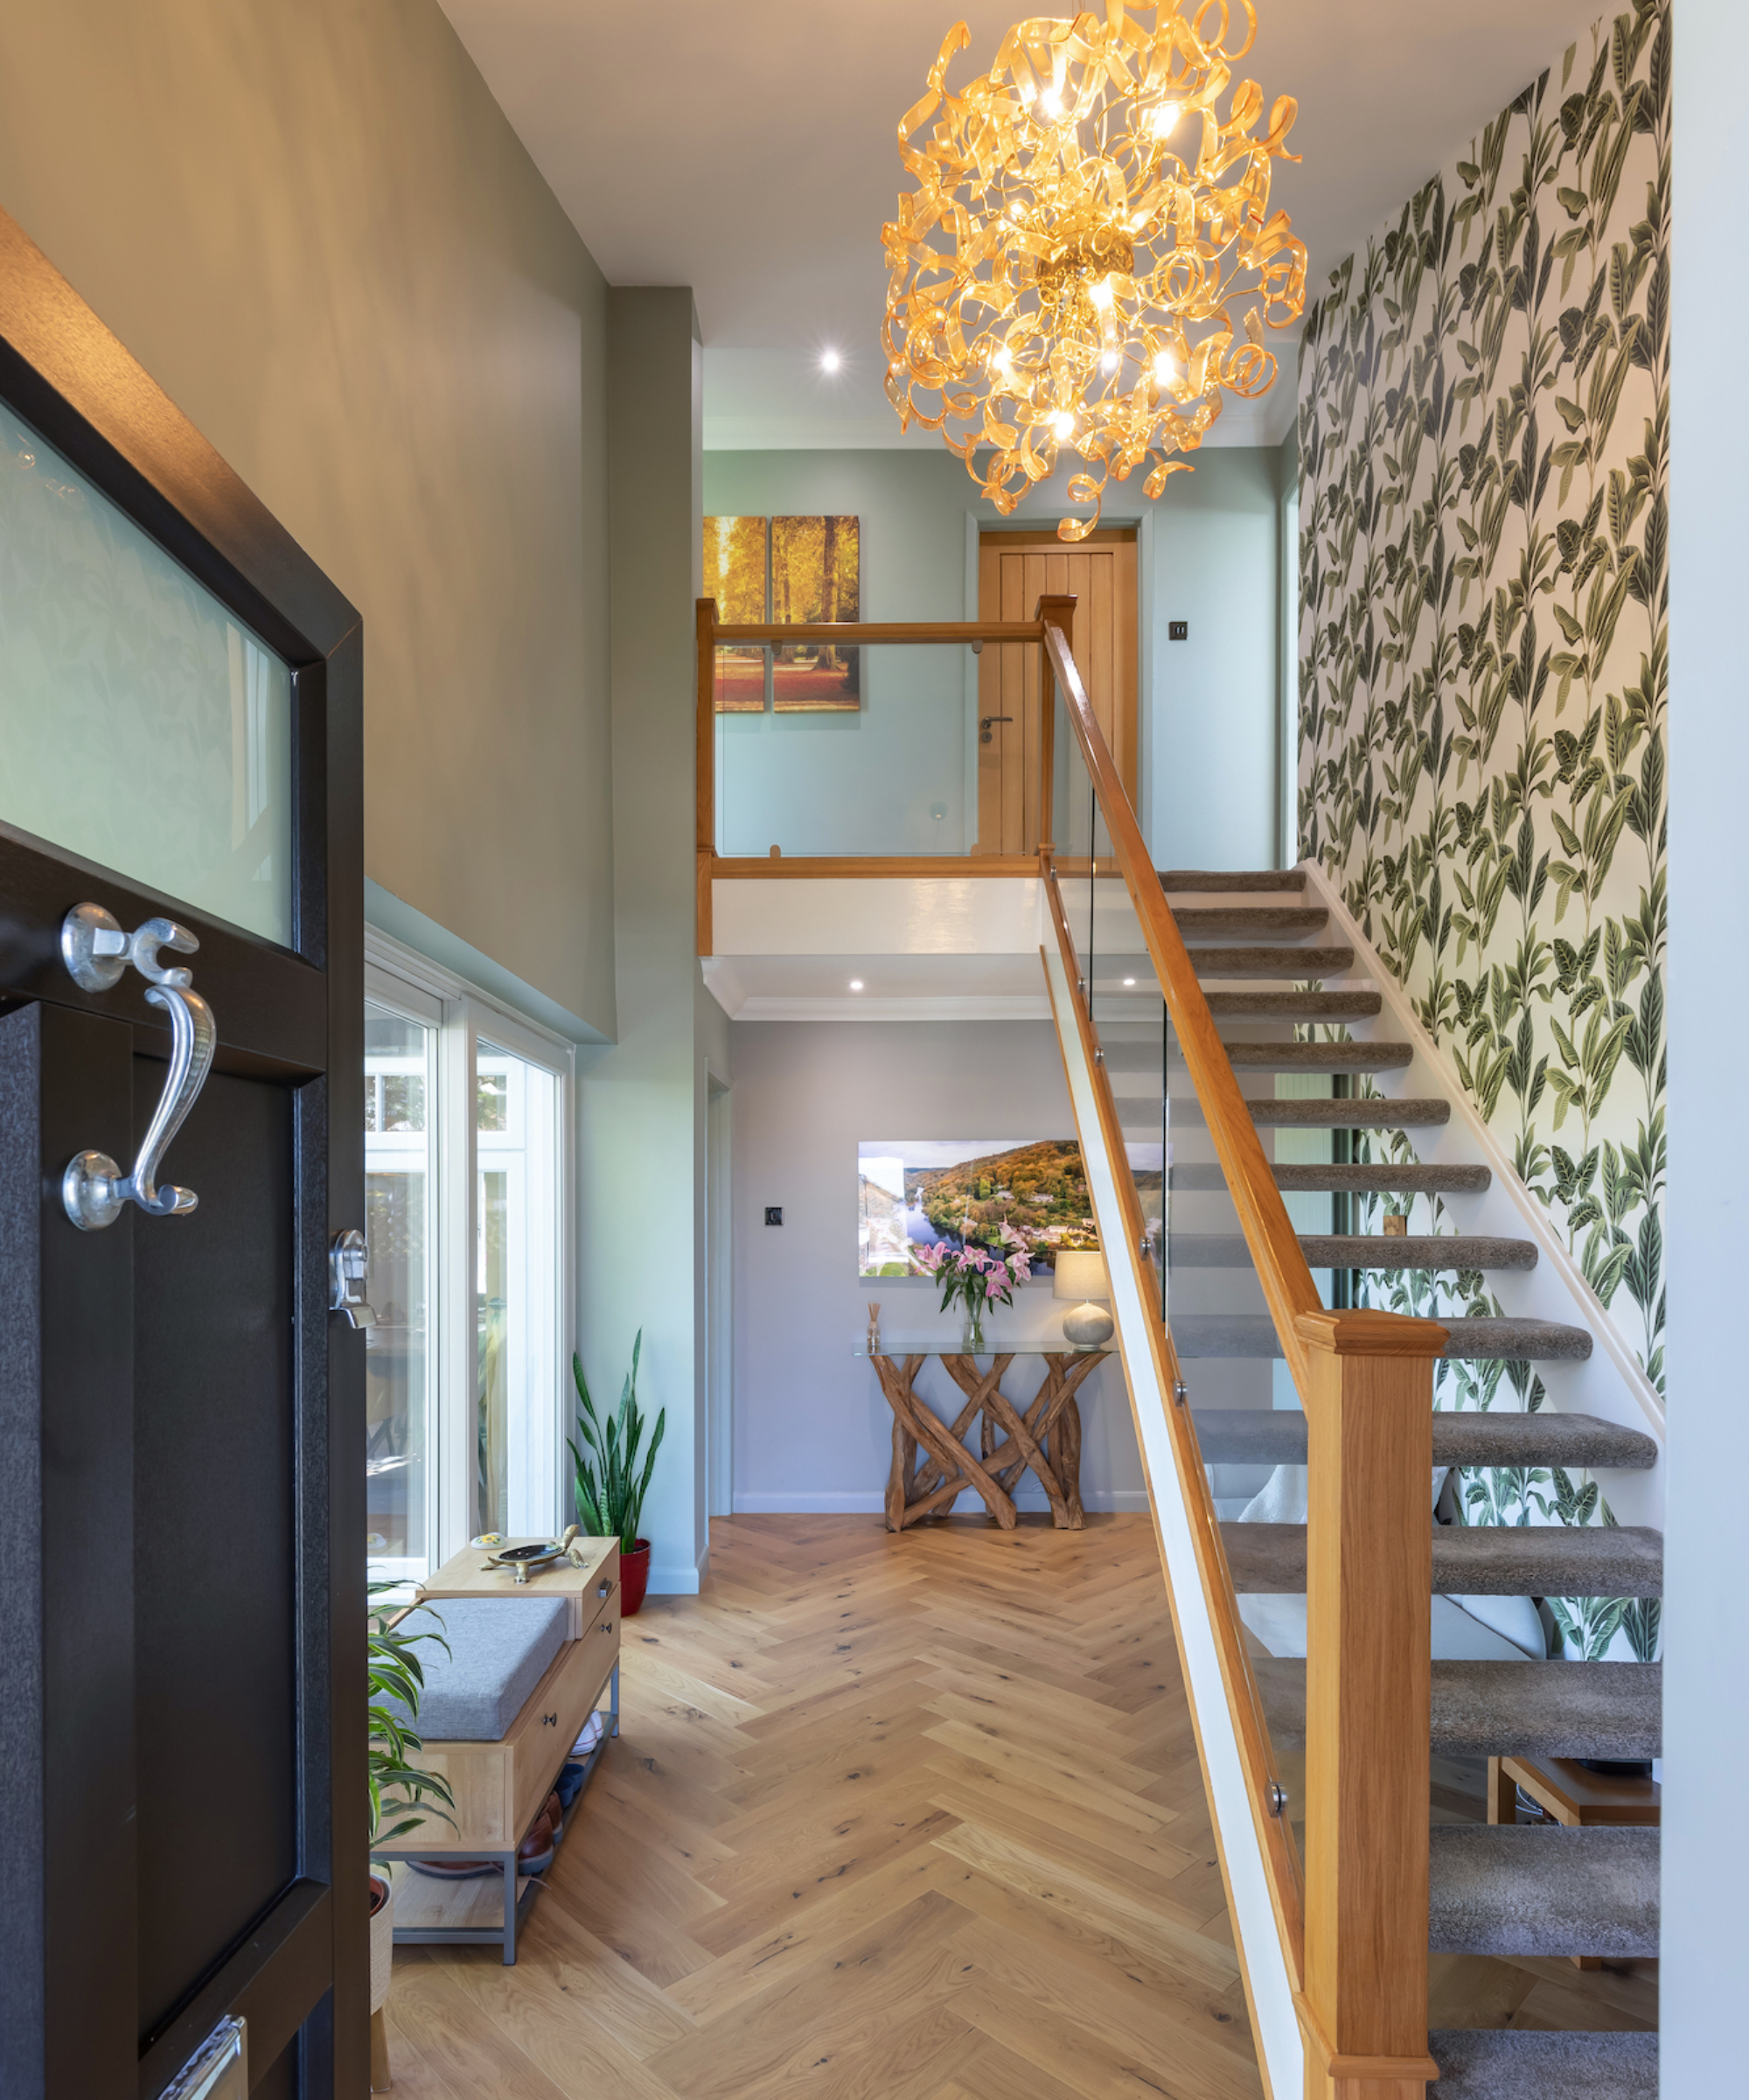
[821, 349, 842, 373]
[1123, 977, 1137, 987]
[849, 979, 864, 990]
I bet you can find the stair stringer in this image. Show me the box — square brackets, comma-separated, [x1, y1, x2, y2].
[1300, 861, 1664, 1525]
[1042, 938, 1303, 2100]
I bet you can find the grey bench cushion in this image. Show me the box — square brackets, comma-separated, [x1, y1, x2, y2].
[386, 1596, 568, 1741]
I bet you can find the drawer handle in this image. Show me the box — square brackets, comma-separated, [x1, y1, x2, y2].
[542, 1713, 558, 1727]
[597, 1584, 610, 1597]
[601, 1621, 614, 1634]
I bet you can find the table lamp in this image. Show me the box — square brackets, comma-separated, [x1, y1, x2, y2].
[1054, 1247, 1113, 1347]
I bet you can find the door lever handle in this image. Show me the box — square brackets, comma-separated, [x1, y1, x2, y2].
[59, 903, 216, 1231]
[330, 1228, 377, 1329]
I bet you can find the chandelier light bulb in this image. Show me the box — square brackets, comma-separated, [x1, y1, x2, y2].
[882, 0, 1305, 540]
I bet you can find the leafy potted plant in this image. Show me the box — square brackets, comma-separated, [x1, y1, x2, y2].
[366, 1584, 455, 2016]
[570, 1330, 665, 1615]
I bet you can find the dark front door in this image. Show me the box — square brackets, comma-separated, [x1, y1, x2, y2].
[0, 213, 366, 2096]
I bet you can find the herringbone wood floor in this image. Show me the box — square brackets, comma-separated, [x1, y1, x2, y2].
[383, 1515, 1655, 2098]
[383, 1515, 1264, 2100]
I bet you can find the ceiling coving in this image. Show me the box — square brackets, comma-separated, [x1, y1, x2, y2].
[882, 0, 1307, 536]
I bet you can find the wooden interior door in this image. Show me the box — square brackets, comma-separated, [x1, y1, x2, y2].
[976, 530, 1139, 855]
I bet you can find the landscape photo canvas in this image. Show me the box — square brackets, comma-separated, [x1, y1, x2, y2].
[703, 513, 768, 712]
[858, 1138, 1094, 1277]
[772, 514, 860, 711]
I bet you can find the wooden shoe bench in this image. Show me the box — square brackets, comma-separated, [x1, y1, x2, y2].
[372, 1537, 622, 1966]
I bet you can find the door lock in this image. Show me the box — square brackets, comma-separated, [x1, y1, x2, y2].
[330, 1228, 377, 1329]
[979, 715, 1014, 743]
[59, 903, 216, 1231]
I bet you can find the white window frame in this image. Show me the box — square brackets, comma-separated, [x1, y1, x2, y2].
[365, 928, 576, 1576]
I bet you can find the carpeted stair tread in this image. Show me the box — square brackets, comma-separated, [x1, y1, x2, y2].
[1204, 989, 1383, 1020]
[1167, 1232, 1534, 1271]
[1251, 1096, 1452, 1127]
[1190, 944, 1355, 978]
[1167, 1161, 1493, 1194]
[1172, 1315, 1592, 1360]
[1428, 1824, 1659, 1957]
[1224, 1039, 1414, 1071]
[1172, 905, 1330, 939]
[1428, 2028, 1656, 2098]
[1158, 868, 1307, 892]
[1221, 1522, 1662, 1596]
[1271, 1162, 1493, 1194]
[1251, 1658, 1662, 1761]
[1193, 1408, 1655, 1471]
[1432, 1660, 1662, 1759]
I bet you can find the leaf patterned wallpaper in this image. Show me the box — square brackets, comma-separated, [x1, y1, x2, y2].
[1298, 2, 1670, 1412]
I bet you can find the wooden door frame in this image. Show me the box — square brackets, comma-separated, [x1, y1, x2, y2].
[0, 208, 366, 2095]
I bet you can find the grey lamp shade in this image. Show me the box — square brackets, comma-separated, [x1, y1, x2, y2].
[1053, 1248, 1110, 1302]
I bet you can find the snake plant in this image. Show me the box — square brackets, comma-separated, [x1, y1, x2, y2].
[569, 1331, 665, 1552]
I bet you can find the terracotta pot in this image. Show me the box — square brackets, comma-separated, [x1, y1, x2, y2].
[619, 1538, 651, 1615]
[367, 1873, 394, 2013]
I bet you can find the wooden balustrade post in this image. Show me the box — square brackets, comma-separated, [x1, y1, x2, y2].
[1035, 592, 1076, 857]
[1294, 1309, 1446, 2100]
[696, 598, 716, 956]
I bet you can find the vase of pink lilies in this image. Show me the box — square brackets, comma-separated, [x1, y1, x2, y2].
[912, 1220, 1035, 1351]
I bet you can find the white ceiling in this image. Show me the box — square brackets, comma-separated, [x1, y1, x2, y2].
[440, 1, 1606, 448]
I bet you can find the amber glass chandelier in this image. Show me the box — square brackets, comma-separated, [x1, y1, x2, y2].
[882, 1, 1306, 540]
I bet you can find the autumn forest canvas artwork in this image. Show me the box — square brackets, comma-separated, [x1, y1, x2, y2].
[703, 513, 860, 711]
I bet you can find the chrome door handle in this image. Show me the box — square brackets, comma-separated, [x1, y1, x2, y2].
[59, 903, 217, 1231]
[330, 1228, 377, 1329]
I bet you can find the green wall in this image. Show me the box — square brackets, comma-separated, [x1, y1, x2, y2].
[703, 443, 1286, 869]
[0, 0, 615, 1033]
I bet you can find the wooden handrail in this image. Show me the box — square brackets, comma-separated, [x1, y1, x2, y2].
[711, 618, 1045, 644]
[1040, 873, 1308, 1999]
[1041, 618, 1325, 1397]
[1042, 615, 1447, 2098]
[709, 854, 1043, 879]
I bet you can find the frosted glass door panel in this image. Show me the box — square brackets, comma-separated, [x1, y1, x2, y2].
[0, 406, 292, 944]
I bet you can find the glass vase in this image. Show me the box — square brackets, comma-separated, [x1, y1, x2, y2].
[960, 1300, 986, 1353]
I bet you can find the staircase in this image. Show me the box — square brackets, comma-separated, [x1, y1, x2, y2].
[1154, 866, 1662, 2097]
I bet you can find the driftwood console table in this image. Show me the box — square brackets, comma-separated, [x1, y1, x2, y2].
[861, 1344, 1109, 1532]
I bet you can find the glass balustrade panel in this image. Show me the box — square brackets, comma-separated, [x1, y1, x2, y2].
[715, 644, 1022, 858]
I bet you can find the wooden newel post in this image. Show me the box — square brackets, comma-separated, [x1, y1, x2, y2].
[1035, 592, 1076, 857]
[1294, 1309, 1446, 2100]
[696, 597, 717, 957]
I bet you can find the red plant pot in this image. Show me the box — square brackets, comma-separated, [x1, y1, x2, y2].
[619, 1538, 651, 1615]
